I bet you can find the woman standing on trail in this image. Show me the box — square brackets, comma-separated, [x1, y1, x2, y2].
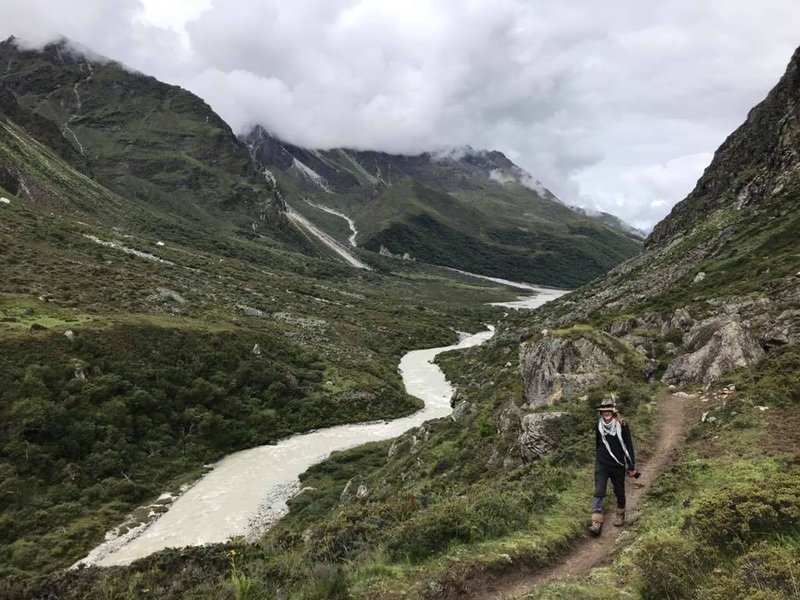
[590, 396, 637, 535]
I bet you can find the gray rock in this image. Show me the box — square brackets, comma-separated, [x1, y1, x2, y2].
[661, 307, 694, 335]
[486, 448, 501, 469]
[387, 439, 401, 459]
[497, 400, 522, 435]
[693, 272, 706, 283]
[758, 309, 800, 348]
[607, 317, 639, 337]
[450, 400, 471, 421]
[156, 287, 186, 304]
[236, 303, 266, 318]
[662, 318, 765, 384]
[518, 412, 568, 462]
[519, 335, 612, 408]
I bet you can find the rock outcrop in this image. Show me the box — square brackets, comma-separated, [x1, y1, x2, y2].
[518, 412, 568, 462]
[662, 317, 765, 384]
[519, 334, 613, 407]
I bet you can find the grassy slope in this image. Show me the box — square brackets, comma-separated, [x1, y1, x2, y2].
[526, 352, 800, 600]
[0, 39, 309, 251]
[28, 190, 798, 597]
[297, 177, 641, 288]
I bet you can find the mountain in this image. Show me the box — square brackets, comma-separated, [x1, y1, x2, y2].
[245, 127, 643, 287]
[15, 44, 797, 600]
[569, 204, 647, 239]
[0, 37, 303, 248]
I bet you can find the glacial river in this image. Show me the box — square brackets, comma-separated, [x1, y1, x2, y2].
[79, 281, 566, 567]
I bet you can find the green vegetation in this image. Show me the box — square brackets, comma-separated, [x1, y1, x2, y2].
[0, 65, 521, 583]
[4, 323, 658, 599]
[526, 350, 800, 600]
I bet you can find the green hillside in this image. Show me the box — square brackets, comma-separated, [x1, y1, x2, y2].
[246, 129, 643, 286]
[0, 39, 526, 584]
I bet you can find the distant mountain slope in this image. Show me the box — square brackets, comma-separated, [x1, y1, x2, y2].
[244, 127, 643, 286]
[0, 37, 298, 245]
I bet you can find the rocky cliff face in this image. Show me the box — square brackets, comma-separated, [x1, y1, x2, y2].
[511, 45, 800, 401]
[649, 47, 800, 247]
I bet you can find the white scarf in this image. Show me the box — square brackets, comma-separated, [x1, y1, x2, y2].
[598, 417, 633, 467]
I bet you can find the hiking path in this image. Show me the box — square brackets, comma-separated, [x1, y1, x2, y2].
[471, 392, 691, 599]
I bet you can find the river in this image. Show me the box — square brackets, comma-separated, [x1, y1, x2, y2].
[78, 327, 495, 567]
[78, 273, 567, 567]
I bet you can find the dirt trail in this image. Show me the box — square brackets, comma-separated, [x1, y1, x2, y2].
[472, 393, 690, 599]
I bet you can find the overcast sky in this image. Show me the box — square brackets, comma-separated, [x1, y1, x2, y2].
[1, 1, 799, 230]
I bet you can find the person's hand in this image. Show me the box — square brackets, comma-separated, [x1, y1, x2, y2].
[627, 470, 639, 478]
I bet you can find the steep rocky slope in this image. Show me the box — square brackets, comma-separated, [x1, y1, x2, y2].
[245, 127, 643, 286]
[0, 37, 298, 245]
[649, 45, 800, 246]
[511, 46, 800, 400]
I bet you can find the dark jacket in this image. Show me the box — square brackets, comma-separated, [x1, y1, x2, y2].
[595, 420, 635, 470]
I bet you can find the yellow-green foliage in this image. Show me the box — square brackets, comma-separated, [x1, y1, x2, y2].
[686, 470, 800, 549]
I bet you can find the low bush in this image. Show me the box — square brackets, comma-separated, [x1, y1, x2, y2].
[634, 530, 715, 600]
[686, 469, 800, 550]
[695, 542, 800, 600]
[385, 487, 534, 562]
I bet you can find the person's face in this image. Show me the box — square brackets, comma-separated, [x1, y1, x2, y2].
[601, 410, 614, 422]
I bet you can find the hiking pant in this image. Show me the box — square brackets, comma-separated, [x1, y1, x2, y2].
[593, 462, 626, 511]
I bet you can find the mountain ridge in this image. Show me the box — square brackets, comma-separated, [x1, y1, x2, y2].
[246, 126, 643, 286]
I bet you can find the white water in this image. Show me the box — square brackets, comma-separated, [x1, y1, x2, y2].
[80, 326, 495, 567]
[285, 206, 371, 270]
[444, 267, 570, 309]
[305, 200, 359, 247]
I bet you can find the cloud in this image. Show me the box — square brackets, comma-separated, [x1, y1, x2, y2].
[1, 0, 799, 228]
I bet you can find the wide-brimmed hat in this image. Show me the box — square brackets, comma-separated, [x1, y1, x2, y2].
[596, 397, 618, 413]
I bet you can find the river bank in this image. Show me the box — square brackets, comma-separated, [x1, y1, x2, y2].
[79, 326, 495, 567]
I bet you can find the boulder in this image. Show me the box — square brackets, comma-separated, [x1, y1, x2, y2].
[661, 307, 694, 335]
[607, 317, 639, 337]
[757, 309, 800, 348]
[519, 335, 612, 408]
[497, 400, 522, 435]
[662, 318, 765, 384]
[450, 400, 471, 421]
[518, 412, 568, 462]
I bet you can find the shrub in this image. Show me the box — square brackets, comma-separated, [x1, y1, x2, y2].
[384, 488, 533, 562]
[696, 542, 800, 600]
[634, 531, 714, 600]
[685, 470, 800, 550]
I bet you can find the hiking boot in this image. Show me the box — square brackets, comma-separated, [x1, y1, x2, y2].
[613, 508, 625, 527]
[589, 512, 603, 536]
